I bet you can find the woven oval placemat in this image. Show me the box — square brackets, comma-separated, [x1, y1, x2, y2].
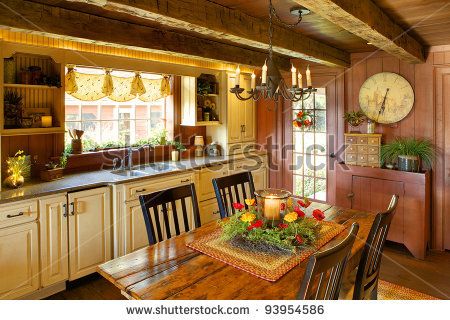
[187, 220, 346, 282]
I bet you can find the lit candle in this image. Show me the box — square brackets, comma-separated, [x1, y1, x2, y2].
[235, 65, 241, 87]
[264, 197, 280, 221]
[41, 115, 52, 128]
[298, 72, 303, 88]
[261, 60, 268, 85]
[291, 64, 297, 87]
[306, 65, 312, 87]
[251, 72, 256, 90]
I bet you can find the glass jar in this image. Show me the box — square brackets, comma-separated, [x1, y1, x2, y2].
[254, 189, 292, 224]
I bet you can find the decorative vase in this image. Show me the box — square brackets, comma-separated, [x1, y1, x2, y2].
[398, 155, 420, 172]
[171, 150, 180, 162]
[4, 175, 25, 189]
[367, 120, 375, 134]
[71, 139, 82, 154]
[254, 189, 291, 225]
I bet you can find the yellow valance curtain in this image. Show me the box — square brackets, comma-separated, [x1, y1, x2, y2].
[65, 68, 171, 102]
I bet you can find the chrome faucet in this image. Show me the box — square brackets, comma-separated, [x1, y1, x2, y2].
[126, 144, 154, 170]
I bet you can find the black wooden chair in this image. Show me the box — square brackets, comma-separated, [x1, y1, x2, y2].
[212, 171, 256, 219]
[297, 223, 360, 300]
[352, 194, 399, 300]
[138, 183, 201, 245]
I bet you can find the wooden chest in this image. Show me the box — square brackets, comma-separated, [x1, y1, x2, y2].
[344, 133, 382, 167]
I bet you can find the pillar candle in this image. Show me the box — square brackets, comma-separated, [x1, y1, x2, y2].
[264, 197, 280, 220]
[41, 115, 52, 128]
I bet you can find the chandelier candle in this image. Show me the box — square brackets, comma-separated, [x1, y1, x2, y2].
[298, 72, 303, 88]
[306, 65, 312, 87]
[251, 72, 256, 90]
[262, 61, 268, 85]
[291, 65, 297, 87]
[235, 65, 241, 87]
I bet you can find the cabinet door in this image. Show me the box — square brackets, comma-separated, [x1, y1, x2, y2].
[198, 164, 229, 201]
[227, 73, 243, 144]
[0, 222, 39, 299]
[241, 74, 256, 142]
[253, 167, 268, 192]
[351, 176, 404, 243]
[39, 195, 69, 287]
[68, 187, 111, 280]
[125, 201, 150, 253]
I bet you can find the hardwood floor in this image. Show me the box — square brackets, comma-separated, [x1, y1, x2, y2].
[47, 243, 450, 300]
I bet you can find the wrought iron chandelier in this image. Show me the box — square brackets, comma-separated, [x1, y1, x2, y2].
[230, 0, 316, 103]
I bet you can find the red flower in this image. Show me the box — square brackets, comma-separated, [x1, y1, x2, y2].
[280, 203, 286, 211]
[278, 223, 289, 229]
[312, 209, 325, 221]
[295, 234, 304, 245]
[247, 220, 263, 231]
[232, 202, 244, 210]
[293, 206, 305, 218]
[297, 198, 311, 208]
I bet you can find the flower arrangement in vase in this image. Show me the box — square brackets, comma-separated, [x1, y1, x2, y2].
[293, 111, 313, 130]
[220, 197, 326, 253]
[4, 150, 29, 188]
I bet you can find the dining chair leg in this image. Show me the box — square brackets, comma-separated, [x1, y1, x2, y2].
[370, 285, 378, 300]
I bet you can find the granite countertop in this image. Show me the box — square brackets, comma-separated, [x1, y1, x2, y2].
[0, 152, 267, 204]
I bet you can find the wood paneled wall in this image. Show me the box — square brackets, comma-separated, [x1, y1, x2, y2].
[258, 47, 450, 251]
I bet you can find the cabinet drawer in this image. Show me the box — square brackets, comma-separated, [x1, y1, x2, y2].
[345, 136, 357, 144]
[0, 200, 38, 229]
[126, 173, 194, 201]
[199, 164, 229, 201]
[368, 155, 380, 164]
[357, 154, 368, 163]
[346, 153, 357, 163]
[368, 146, 379, 154]
[345, 145, 357, 153]
[368, 137, 380, 145]
[199, 199, 221, 225]
[357, 145, 369, 153]
[357, 137, 368, 144]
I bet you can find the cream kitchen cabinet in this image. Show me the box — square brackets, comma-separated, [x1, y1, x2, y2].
[0, 221, 39, 299]
[227, 73, 256, 144]
[68, 187, 112, 280]
[116, 172, 195, 256]
[39, 195, 69, 287]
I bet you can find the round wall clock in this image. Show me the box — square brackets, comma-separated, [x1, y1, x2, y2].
[358, 72, 414, 124]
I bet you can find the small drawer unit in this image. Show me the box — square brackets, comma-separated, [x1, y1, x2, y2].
[344, 133, 382, 168]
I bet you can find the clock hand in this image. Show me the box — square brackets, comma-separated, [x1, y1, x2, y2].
[377, 88, 390, 122]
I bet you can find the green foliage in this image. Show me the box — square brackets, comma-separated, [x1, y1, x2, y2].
[6, 150, 29, 178]
[343, 110, 366, 127]
[219, 211, 322, 252]
[168, 140, 186, 151]
[381, 138, 435, 168]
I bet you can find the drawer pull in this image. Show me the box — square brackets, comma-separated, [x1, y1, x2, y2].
[135, 188, 147, 193]
[212, 210, 220, 215]
[180, 179, 190, 183]
[6, 212, 24, 218]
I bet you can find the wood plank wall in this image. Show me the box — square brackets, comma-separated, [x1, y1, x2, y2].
[258, 48, 450, 251]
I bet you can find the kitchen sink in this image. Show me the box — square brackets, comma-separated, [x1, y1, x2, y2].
[111, 169, 148, 177]
[139, 162, 177, 173]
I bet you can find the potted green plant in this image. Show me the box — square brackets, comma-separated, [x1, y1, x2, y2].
[343, 110, 366, 132]
[4, 90, 23, 128]
[380, 138, 435, 172]
[169, 140, 186, 161]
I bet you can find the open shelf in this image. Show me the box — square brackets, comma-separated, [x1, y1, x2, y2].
[1, 127, 65, 136]
[4, 83, 60, 90]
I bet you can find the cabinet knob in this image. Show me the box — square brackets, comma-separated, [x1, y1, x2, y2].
[347, 192, 354, 199]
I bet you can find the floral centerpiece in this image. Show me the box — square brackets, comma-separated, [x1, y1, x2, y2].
[220, 197, 326, 254]
[293, 110, 313, 129]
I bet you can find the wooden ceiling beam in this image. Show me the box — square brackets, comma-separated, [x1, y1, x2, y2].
[295, 0, 425, 63]
[0, 0, 292, 69]
[29, 0, 350, 67]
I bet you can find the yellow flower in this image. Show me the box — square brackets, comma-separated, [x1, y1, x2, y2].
[287, 198, 293, 208]
[240, 212, 256, 223]
[245, 198, 256, 206]
[284, 212, 298, 223]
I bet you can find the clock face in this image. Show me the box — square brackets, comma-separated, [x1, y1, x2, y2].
[358, 72, 414, 124]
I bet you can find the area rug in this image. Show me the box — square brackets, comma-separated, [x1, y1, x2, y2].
[378, 280, 440, 300]
[187, 220, 345, 282]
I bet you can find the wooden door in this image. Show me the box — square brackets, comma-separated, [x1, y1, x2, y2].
[39, 195, 69, 287]
[68, 187, 111, 280]
[227, 73, 243, 144]
[241, 74, 256, 142]
[0, 222, 39, 299]
[351, 176, 404, 242]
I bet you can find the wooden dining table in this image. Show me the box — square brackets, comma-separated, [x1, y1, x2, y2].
[98, 202, 376, 300]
